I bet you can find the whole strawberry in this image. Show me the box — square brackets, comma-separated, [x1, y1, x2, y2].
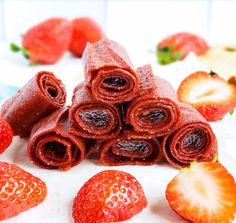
[69, 17, 105, 57]
[0, 162, 47, 220]
[157, 32, 209, 65]
[0, 117, 13, 154]
[10, 18, 72, 64]
[72, 170, 147, 223]
[166, 161, 236, 223]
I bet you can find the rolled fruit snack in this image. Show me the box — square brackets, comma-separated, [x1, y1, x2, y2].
[83, 39, 139, 103]
[162, 102, 218, 169]
[69, 83, 122, 139]
[0, 71, 66, 138]
[99, 133, 163, 165]
[28, 107, 86, 170]
[125, 64, 181, 138]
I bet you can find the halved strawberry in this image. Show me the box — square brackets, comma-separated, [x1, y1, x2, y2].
[72, 170, 147, 223]
[157, 32, 209, 65]
[177, 71, 236, 121]
[166, 161, 236, 223]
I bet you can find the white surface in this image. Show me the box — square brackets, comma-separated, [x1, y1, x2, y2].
[0, 42, 236, 223]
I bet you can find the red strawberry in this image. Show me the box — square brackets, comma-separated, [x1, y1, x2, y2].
[166, 161, 236, 223]
[177, 71, 236, 121]
[72, 170, 147, 223]
[0, 162, 47, 220]
[10, 18, 72, 64]
[69, 17, 105, 57]
[157, 32, 209, 64]
[0, 117, 13, 154]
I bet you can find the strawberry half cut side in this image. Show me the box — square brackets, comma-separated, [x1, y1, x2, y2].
[166, 161, 236, 223]
[177, 71, 236, 121]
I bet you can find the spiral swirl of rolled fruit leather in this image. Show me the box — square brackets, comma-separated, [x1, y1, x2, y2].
[70, 83, 122, 139]
[99, 134, 163, 165]
[162, 103, 218, 169]
[125, 64, 181, 137]
[28, 107, 86, 170]
[0, 71, 66, 138]
[83, 39, 139, 103]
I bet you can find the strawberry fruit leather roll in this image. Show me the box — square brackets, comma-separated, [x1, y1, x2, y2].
[162, 103, 218, 169]
[83, 39, 139, 103]
[70, 83, 122, 139]
[125, 64, 181, 137]
[28, 107, 86, 170]
[99, 133, 163, 165]
[0, 71, 66, 138]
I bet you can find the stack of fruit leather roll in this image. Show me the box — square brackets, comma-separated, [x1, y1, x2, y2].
[1, 38, 218, 170]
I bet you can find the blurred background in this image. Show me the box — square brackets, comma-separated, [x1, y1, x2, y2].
[0, 0, 236, 56]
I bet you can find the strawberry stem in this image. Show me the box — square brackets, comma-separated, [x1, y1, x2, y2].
[212, 155, 218, 162]
[229, 109, 234, 115]
[209, 70, 218, 76]
[10, 43, 30, 60]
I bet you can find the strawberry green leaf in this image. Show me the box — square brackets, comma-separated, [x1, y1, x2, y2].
[157, 46, 183, 65]
[229, 109, 234, 115]
[172, 51, 183, 61]
[10, 43, 21, 52]
[22, 48, 29, 59]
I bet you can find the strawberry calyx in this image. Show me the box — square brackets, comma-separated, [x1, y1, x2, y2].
[157, 46, 183, 65]
[229, 109, 234, 115]
[10, 43, 39, 66]
[180, 156, 218, 173]
[10, 43, 30, 59]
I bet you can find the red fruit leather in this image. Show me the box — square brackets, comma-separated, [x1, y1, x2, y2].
[83, 39, 139, 103]
[0, 71, 66, 138]
[99, 133, 163, 166]
[162, 102, 218, 169]
[125, 64, 181, 138]
[28, 107, 86, 170]
[69, 83, 122, 139]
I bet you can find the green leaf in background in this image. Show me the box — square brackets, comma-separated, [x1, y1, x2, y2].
[229, 109, 234, 115]
[10, 43, 21, 52]
[157, 46, 183, 65]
